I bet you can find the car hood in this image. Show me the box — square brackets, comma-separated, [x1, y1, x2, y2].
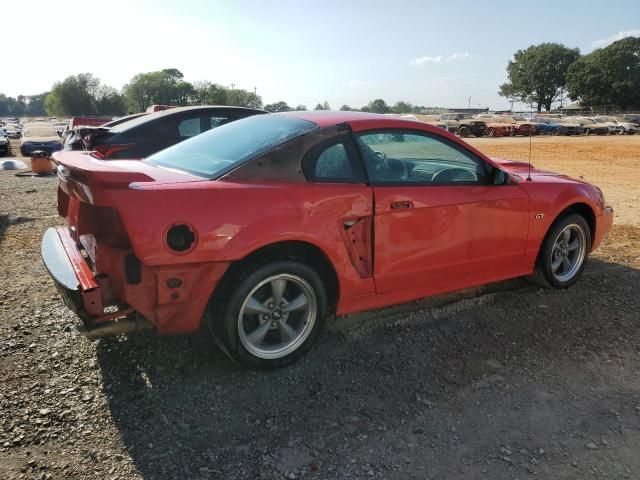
[490, 157, 578, 183]
[22, 136, 61, 143]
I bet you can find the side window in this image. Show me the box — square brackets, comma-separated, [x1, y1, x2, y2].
[302, 138, 363, 183]
[355, 130, 488, 185]
[178, 117, 201, 138]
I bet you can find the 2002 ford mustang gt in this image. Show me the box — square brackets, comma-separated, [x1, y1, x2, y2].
[42, 111, 613, 368]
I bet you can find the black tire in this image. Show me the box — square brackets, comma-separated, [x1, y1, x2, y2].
[458, 126, 470, 138]
[529, 213, 592, 289]
[208, 260, 328, 369]
[486, 127, 495, 137]
[584, 128, 590, 135]
[551, 127, 560, 136]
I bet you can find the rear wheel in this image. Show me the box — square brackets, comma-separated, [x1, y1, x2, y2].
[584, 128, 590, 135]
[551, 127, 561, 136]
[529, 214, 591, 289]
[486, 127, 496, 137]
[209, 260, 328, 368]
[458, 126, 470, 138]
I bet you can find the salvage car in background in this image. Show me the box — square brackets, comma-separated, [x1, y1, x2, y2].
[64, 105, 266, 159]
[20, 124, 63, 156]
[572, 117, 610, 135]
[456, 117, 486, 137]
[591, 116, 624, 135]
[0, 130, 11, 156]
[2, 124, 21, 139]
[595, 116, 638, 135]
[475, 116, 515, 137]
[42, 111, 613, 368]
[533, 117, 583, 135]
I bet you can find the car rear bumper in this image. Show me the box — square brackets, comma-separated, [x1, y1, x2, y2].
[21, 142, 62, 156]
[42, 226, 231, 336]
[41, 227, 139, 334]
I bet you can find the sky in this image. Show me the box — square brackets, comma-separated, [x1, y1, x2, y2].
[3, 0, 639, 110]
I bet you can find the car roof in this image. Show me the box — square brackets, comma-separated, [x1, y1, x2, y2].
[278, 110, 433, 129]
[109, 105, 266, 132]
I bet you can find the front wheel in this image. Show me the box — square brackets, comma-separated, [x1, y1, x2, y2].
[584, 128, 590, 135]
[209, 260, 328, 368]
[529, 214, 591, 289]
[458, 126, 470, 138]
[486, 127, 496, 137]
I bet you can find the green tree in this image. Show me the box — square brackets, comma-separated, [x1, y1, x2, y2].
[94, 86, 126, 116]
[294, 104, 307, 111]
[45, 73, 100, 116]
[392, 101, 413, 114]
[193, 81, 228, 105]
[264, 101, 292, 112]
[122, 68, 195, 111]
[226, 89, 263, 109]
[368, 98, 390, 114]
[499, 43, 580, 111]
[314, 103, 324, 110]
[566, 36, 640, 110]
[339, 104, 352, 111]
[322, 101, 331, 110]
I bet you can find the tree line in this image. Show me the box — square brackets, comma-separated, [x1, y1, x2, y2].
[1, 36, 638, 118]
[499, 36, 640, 111]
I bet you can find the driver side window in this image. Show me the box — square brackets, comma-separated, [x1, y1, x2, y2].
[355, 130, 488, 185]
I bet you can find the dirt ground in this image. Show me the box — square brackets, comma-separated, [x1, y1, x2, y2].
[0, 135, 639, 480]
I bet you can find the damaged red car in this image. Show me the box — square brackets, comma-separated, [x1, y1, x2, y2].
[42, 111, 613, 368]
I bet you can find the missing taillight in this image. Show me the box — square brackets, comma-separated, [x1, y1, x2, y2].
[93, 144, 135, 158]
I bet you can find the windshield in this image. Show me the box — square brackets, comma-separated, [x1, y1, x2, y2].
[24, 127, 57, 137]
[145, 114, 318, 179]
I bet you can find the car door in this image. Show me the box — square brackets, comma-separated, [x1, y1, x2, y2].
[353, 129, 530, 295]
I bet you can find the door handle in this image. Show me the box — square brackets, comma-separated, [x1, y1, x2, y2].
[390, 201, 413, 209]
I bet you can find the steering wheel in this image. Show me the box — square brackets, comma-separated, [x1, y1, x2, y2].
[431, 167, 477, 183]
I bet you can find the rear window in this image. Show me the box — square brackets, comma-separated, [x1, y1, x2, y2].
[145, 115, 318, 179]
[24, 127, 57, 137]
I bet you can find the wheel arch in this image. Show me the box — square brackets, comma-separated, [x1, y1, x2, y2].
[549, 202, 596, 246]
[208, 240, 340, 321]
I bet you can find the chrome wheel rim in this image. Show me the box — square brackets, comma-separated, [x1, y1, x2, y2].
[551, 224, 586, 282]
[238, 274, 317, 359]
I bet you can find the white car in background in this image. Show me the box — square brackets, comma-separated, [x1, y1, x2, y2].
[592, 116, 624, 135]
[2, 125, 20, 139]
[598, 116, 638, 135]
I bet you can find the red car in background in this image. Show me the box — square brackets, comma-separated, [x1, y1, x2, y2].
[42, 112, 613, 368]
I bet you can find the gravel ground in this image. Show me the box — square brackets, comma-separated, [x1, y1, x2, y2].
[1, 136, 639, 479]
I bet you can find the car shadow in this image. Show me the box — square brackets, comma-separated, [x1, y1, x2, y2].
[96, 258, 639, 479]
[0, 213, 35, 242]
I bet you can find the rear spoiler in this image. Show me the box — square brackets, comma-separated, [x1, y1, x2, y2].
[52, 151, 154, 204]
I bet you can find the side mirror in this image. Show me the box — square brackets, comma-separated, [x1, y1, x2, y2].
[492, 168, 509, 185]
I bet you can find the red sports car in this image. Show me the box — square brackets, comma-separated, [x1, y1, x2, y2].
[42, 112, 613, 368]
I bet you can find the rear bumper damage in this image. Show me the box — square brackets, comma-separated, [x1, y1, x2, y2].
[41, 227, 153, 338]
[41, 227, 231, 338]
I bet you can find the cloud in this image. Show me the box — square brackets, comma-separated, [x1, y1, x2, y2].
[411, 52, 470, 66]
[591, 29, 640, 48]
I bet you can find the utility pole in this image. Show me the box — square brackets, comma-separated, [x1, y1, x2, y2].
[254, 86, 257, 95]
[468, 96, 471, 110]
[231, 83, 235, 90]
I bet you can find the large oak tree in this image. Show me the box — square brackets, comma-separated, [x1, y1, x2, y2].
[566, 36, 640, 110]
[499, 43, 580, 111]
